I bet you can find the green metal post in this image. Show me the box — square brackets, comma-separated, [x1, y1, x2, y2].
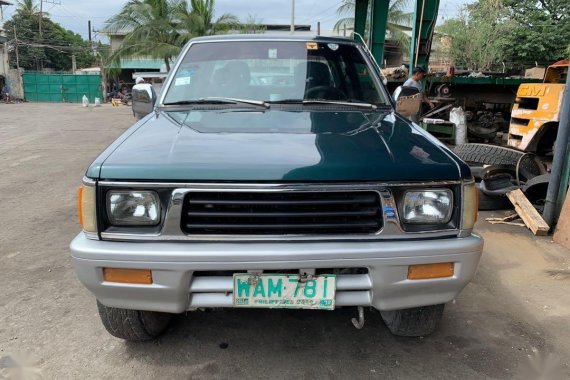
[354, 0, 369, 39]
[370, 0, 390, 65]
[409, 0, 441, 74]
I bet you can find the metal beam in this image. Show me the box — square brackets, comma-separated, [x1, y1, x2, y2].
[354, 0, 369, 39]
[370, 0, 389, 65]
[409, 0, 440, 73]
[544, 67, 570, 226]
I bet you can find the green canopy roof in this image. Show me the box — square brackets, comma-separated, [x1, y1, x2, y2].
[113, 58, 164, 70]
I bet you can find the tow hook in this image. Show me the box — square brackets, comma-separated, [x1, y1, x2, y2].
[351, 306, 365, 329]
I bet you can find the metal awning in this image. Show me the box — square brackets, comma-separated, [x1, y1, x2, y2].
[132, 72, 168, 79]
[117, 58, 164, 70]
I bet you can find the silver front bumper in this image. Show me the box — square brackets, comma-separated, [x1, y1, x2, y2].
[70, 234, 483, 313]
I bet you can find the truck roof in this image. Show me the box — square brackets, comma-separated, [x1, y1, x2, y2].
[189, 34, 358, 45]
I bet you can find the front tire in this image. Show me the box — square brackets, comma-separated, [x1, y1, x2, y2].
[97, 300, 173, 341]
[380, 304, 445, 337]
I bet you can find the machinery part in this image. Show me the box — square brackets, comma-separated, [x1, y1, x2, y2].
[477, 184, 513, 211]
[470, 166, 486, 182]
[479, 174, 519, 197]
[481, 164, 518, 181]
[467, 124, 500, 140]
[454, 143, 543, 180]
[97, 300, 173, 341]
[522, 173, 551, 205]
[380, 304, 445, 337]
[435, 83, 452, 98]
[351, 306, 366, 329]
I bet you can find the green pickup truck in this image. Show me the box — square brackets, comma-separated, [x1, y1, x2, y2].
[71, 35, 482, 341]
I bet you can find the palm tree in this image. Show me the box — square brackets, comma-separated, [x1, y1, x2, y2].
[104, 0, 238, 71]
[16, 0, 40, 15]
[104, 0, 189, 71]
[334, 0, 412, 50]
[178, 0, 239, 40]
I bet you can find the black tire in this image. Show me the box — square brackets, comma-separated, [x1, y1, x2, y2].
[454, 143, 542, 180]
[477, 185, 513, 211]
[97, 300, 173, 341]
[380, 304, 445, 337]
[522, 173, 551, 204]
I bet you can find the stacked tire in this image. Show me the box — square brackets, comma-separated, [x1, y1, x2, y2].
[454, 144, 544, 211]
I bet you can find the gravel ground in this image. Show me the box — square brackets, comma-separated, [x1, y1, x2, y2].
[0, 103, 569, 379]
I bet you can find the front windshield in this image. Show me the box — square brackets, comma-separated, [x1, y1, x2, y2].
[162, 40, 388, 105]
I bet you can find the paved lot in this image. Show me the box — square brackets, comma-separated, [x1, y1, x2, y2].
[1, 103, 569, 379]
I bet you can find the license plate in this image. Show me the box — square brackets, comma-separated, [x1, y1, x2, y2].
[233, 274, 336, 310]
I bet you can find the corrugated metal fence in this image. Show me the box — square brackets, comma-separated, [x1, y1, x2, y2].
[23, 72, 103, 103]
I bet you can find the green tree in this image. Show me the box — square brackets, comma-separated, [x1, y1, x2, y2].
[500, 0, 570, 65]
[104, 0, 239, 71]
[179, 0, 239, 38]
[334, 0, 412, 49]
[4, 3, 96, 71]
[238, 15, 266, 34]
[15, 0, 40, 15]
[104, 0, 187, 71]
[438, 0, 508, 70]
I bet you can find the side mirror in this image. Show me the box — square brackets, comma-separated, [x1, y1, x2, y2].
[393, 85, 421, 118]
[132, 87, 156, 119]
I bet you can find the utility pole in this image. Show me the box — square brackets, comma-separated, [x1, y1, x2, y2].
[88, 20, 93, 55]
[317, 22, 321, 36]
[39, 0, 62, 39]
[71, 54, 76, 73]
[88, 20, 92, 44]
[290, 0, 295, 34]
[13, 25, 20, 70]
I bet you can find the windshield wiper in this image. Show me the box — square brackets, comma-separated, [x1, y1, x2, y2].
[164, 97, 268, 108]
[267, 99, 378, 110]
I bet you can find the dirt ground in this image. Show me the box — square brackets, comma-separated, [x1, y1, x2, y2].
[1, 103, 569, 379]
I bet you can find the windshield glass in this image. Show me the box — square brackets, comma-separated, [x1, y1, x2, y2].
[162, 40, 388, 105]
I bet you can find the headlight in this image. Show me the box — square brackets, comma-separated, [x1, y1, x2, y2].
[107, 191, 161, 226]
[402, 189, 453, 224]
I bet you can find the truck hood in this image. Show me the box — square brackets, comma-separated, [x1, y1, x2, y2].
[89, 109, 469, 181]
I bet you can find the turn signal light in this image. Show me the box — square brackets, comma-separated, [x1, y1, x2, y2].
[103, 268, 153, 284]
[408, 263, 454, 280]
[78, 183, 97, 233]
[78, 186, 84, 225]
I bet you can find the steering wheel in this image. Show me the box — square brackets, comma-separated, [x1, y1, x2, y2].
[305, 86, 346, 100]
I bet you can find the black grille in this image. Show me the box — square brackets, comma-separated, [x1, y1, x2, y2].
[181, 191, 383, 235]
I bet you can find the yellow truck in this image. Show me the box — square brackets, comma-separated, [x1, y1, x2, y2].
[508, 60, 569, 153]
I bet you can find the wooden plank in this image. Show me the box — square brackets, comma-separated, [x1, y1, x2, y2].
[506, 189, 550, 236]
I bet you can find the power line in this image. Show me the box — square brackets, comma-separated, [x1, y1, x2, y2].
[39, 0, 61, 38]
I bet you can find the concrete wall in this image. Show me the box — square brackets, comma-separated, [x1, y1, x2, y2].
[1, 42, 8, 79]
[110, 35, 125, 53]
[1, 42, 24, 99]
[5, 68, 24, 99]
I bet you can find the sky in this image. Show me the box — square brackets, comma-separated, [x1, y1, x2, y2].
[1, 0, 471, 42]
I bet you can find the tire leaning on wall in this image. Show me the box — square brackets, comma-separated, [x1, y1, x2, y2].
[454, 143, 543, 181]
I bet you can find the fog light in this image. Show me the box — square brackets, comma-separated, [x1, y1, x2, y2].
[103, 268, 153, 284]
[408, 263, 454, 280]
